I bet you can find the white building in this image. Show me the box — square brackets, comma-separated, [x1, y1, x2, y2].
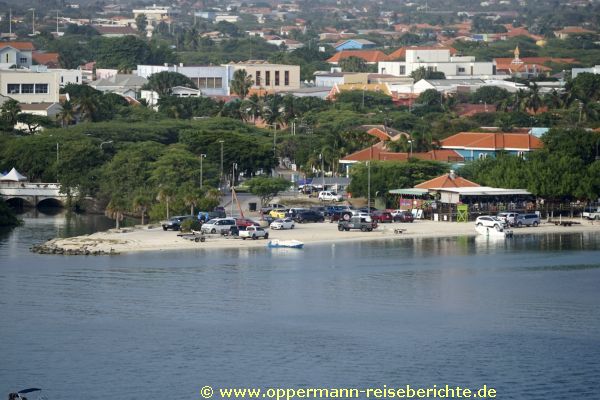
[29, 66, 83, 87]
[132, 5, 171, 22]
[379, 48, 495, 78]
[572, 65, 600, 78]
[137, 64, 233, 97]
[0, 70, 60, 103]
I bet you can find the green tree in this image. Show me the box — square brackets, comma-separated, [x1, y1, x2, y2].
[135, 14, 148, 36]
[132, 191, 153, 225]
[230, 69, 254, 99]
[105, 196, 127, 229]
[338, 56, 368, 72]
[16, 114, 56, 134]
[246, 176, 291, 206]
[145, 71, 197, 97]
[410, 67, 446, 81]
[57, 100, 76, 127]
[471, 86, 511, 104]
[1, 99, 21, 127]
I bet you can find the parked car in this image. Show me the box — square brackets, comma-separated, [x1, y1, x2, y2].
[162, 215, 194, 231]
[318, 191, 343, 201]
[358, 206, 378, 213]
[371, 210, 393, 223]
[475, 216, 507, 230]
[260, 203, 287, 214]
[338, 216, 378, 232]
[497, 212, 519, 226]
[270, 218, 295, 230]
[236, 218, 259, 228]
[393, 211, 414, 223]
[201, 218, 237, 234]
[294, 210, 325, 223]
[329, 210, 354, 223]
[239, 226, 269, 240]
[583, 205, 600, 220]
[212, 206, 226, 218]
[286, 208, 309, 218]
[515, 213, 540, 227]
[309, 206, 327, 216]
[326, 205, 351, 216]
[269, 208, 288, 219]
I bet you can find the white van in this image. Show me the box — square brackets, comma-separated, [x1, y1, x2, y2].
[318, 191, 342, 201]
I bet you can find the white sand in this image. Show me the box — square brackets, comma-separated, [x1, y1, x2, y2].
[39, 219, 600, 254]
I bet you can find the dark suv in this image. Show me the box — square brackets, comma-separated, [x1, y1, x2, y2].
[162, 215, 194, 231]
[294, 210, 325, 223]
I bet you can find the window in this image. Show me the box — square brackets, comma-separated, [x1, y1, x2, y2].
[198, 78, 207, 88]
[284, 71, 289, 86]
[61, 76, 64, 83]
[458, 67, 465, 73]
[256, 71, 261, 86]
[19, 57, 28, 64]
[7, 84, 20, 94]
[35, 84, 48, 94]
[21, 84, 35, 93]
[214, 77, 222, 88]
[275, 71, 280, 86]
[399, 66, 406, 75]
[76, 76, 79, 83]
[5, 54, 8, 63]
[517, 151, 525, 158]
[265, 71, 270, 86]
[478, 153, 487, 160]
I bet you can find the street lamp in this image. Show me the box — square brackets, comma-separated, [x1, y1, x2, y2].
[200, 153, 207, 188]
[100, 140, 113, 149]
[56, 142, 59, 182]
[367, 160, 371, 216]
[28, 8, 35, 35]
[408, 140, 413, 156]
[319, 153, 325, 190]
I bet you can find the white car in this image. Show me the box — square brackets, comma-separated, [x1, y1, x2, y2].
[390, 209, 408, 218]
[201, 218, 237, 234]
[239, 226, 269, 240]
[318, 191, 342, 201]
[270, 218, 295, 230]
[475, 216, 507, 230]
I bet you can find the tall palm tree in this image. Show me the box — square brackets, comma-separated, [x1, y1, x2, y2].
[0, 99, 21, 126]
[74, 94, 98, 122]
[105, 197, 127, 229]
[58, 100, 76, 128]
[157, 187, 175, 220]
[525, 83, 542, 113]
[181, 185, 203, 216]
[230, 69, 254, 99]
[132, 192, 152, 225]
[543, 89, 563, 110]
[262, 94, 283, 127]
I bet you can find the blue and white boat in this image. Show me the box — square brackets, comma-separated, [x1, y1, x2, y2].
[267, 239, 304, 249]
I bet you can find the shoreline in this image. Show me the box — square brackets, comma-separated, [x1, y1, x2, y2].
[31, 219, 600, 255]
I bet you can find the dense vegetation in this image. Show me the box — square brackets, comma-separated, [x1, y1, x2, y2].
[0, 199, 21, 228]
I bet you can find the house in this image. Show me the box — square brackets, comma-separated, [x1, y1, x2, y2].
[92, 25, 138, 37]
[228, 60, 301, 92]
[379, 47, 495, 78]
[90, 74, 147, 98]
[414, 171, 480, 189]
[494, 46, 576, 78]
[266, 38, 304, 51]
[386, 46, 457, 61]
[29, 65, 83, 87]
[327, 83, 393, 100]
[553, 26, 595, 39]
[0, 42, 34, 69]
[327, 50, 389, 65]
[32, 52, 60, 68]
[413, 78, 487, 95]
[439, 131, 543, 161]
[0, 69, 60, 103]
[15, 102, 62, 132]
[333, 39, 376, 52]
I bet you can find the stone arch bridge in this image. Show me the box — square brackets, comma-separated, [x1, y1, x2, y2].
[0, 182, 67, 207]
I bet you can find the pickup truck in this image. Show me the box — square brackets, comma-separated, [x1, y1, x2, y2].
[583, 205, 600, 220]
[239, 226, 270, 240]
[338, 217, 378, 232]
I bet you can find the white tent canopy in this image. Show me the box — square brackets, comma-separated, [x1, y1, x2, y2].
[0, 167, 28, 182]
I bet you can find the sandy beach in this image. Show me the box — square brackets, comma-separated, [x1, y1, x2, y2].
[34, 218, 600, 255]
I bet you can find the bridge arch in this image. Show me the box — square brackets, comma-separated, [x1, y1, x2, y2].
[37, 198, 64, 208]
[4, 196, 34, 208]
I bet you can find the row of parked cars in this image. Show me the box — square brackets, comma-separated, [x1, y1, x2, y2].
[476, 212, 541, 229]
[261, 204, 415, 224]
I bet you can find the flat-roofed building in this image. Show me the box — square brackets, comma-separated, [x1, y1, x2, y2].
[0, 70, 60, 103]
[228, 60, 300, 91]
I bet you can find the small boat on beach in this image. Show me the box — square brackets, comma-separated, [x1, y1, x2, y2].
[475, 225, 513, 238]
[267, 239, 304, 249]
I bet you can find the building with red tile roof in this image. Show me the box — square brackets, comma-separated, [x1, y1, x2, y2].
[414, 172, 480, 189]
[32, 52, 60, 68]
[494, 46, 576, 77]
[327, 50, 389, 64]
[554, 26, 595, 39]
[439, 131, 543, 160]
[0, 41, 35, 51]
[387, 46, 457, 61]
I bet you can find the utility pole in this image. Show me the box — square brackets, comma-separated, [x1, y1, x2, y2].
[231, 163, 237, 217]
[56, 143, 59, 182]
[218, 140, 224, 189]
[367, 161, 371, 215]
[320, 153, 325, 190]
[30, 8, 35, 35]
[9, 8, 11, 36]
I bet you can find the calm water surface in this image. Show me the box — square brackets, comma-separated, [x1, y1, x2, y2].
[1, 211, 600, 399]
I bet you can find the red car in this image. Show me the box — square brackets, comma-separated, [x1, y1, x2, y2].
[394, 211, 414, 223]
[235, 218, 260, 227]
[371, 211, 394, 223]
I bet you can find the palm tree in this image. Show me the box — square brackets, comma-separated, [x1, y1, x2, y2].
[543, 89, 563, 110]
[132, 192, 152, 225]
[74, 94, 98, 122]
[105, 197, 127, 229]
[525, 83, 542, 113]
[58, 100, 76, 127]
[157, 187, 175, 220]
[0, 99, 21, 126]
[262, 94, 284, 127]
[230, 69, 254, 99]
[181, 185, 203, 216]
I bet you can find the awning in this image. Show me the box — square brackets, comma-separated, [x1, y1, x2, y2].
[389, 188, 429, 195]
[0, 167, 27, 182]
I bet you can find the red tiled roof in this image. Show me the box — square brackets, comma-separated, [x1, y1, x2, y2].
[555, 26, 594, 34]
[414, 173, 480, 189]
[32, 52, 60, 67]
[387, 46, 457, 61]
[341, 144, 463, 163]
[455, 103, 492, 117]
[327, 50, 389, 64]
[440, 132, 543, 150]
[0, 41, 35, 50]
